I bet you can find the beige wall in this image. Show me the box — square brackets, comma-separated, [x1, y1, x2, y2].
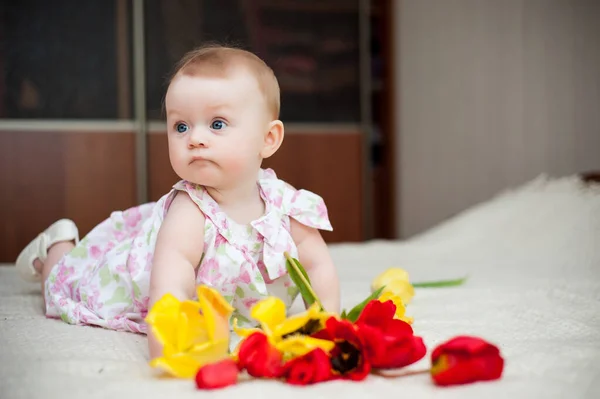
[394, 0, 600, 237]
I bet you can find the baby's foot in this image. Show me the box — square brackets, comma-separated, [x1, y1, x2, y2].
[15, 219, 79, 282]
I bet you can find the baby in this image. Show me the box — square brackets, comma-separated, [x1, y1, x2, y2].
[15, 45, 340, 359]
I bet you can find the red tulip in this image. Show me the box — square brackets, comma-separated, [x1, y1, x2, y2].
[356, 299, 427, 369]
[431, 336, 504, 386]
[237, 331, 284, 378]
[282, 348, 332, 385]
[312, 317, 371, 381]
[195, 358, 238, 390]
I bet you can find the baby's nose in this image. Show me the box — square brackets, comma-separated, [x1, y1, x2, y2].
[188, 128, 208, 148]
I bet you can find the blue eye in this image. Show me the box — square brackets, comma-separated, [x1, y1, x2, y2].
[175, 122, 188, 133]
[210, 120, 226, 130]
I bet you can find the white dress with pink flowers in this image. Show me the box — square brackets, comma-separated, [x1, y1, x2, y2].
[44, 168, 332, 334]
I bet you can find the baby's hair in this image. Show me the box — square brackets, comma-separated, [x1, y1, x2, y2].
[166, 43, 280, 119]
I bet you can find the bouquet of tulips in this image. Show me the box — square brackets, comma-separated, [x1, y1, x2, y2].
[145, 253, 504, 389]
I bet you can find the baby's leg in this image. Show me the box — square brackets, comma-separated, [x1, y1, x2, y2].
[33, 241, 75, 308]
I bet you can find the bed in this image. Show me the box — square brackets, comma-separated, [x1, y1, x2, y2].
[1, 173, 599, 399]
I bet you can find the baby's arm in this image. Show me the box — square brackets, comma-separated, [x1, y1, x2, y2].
[148, 192, 205, 359]
[290, 219, 340, 313]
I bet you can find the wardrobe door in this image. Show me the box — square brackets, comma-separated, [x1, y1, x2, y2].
[143, 0, 367, 242]
[0, 1, 136, 262]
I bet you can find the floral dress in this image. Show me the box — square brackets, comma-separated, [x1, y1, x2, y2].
[44, 168, 332, 335]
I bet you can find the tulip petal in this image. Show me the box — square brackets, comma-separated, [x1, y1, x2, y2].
[354, 324, 386, 366]
[188, 338, 230, 364]
[197, 286, 235, 316]
[277, 335, 336, 358]
[232, 318, 261, 337]
[273, 312, 311, 337]
[150, 353, 205, 379]
[378, 291, 413, 323]
[430, 336, 504, 386]
[371, 268, 410, 292]
[195, 358, 239, 390]
[177, 300, 208, 351]
[250, 297, 287, 335]
[198, 286, 234, 341]
[382, 280, 415, 305]
[146, 290, 234, 380]
[153, 340, 231, 379]
[273, 303, 330, 337]
[283, 348, 332, 385]
[237, 332, 284, 378]
[356, 299, 397, 328]
[145, 293, 182, 350]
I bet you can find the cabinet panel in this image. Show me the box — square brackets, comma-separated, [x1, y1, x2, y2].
[0, 130, 136, 262]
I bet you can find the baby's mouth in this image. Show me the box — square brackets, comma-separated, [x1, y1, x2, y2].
[190, 156, 209, 164]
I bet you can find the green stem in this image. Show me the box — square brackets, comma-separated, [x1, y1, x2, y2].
[412, 276, 468, 288]
[372, 368, 431, 379]
[284, 252, 324, 310]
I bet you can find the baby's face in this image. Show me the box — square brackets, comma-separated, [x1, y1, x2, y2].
[165, 68, 271, 189]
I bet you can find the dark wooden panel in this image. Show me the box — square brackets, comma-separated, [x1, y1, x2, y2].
[371, 0, 397, 239]
[148, 131, 364, 243]
[0, 131, 136, 262]
[0, 131, 66, 263]
[264, 132, 364, 242]
[63, 133, 137, 235]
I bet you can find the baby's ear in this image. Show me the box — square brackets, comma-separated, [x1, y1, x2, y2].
[261, 120, 284, 158]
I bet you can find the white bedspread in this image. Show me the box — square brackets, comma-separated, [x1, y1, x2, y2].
[1, 175, 599, 399]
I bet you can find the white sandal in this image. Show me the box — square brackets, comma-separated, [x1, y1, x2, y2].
[16, 219, 79, 282]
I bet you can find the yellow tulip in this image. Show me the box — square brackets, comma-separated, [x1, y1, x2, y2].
[234, 297, 335, 359]
[145, 286, 234, 379]
[371, 267, 415, 305]
[378, 291, 413, 324]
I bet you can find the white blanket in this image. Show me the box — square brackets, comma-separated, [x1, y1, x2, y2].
[1, 175, 599, 399]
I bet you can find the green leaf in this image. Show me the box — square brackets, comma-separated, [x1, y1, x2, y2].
[412, 276, 468, 288]
[345, 286, 386, 323]
[284, 252, 323, 311]
[340, 309, 348, 319]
